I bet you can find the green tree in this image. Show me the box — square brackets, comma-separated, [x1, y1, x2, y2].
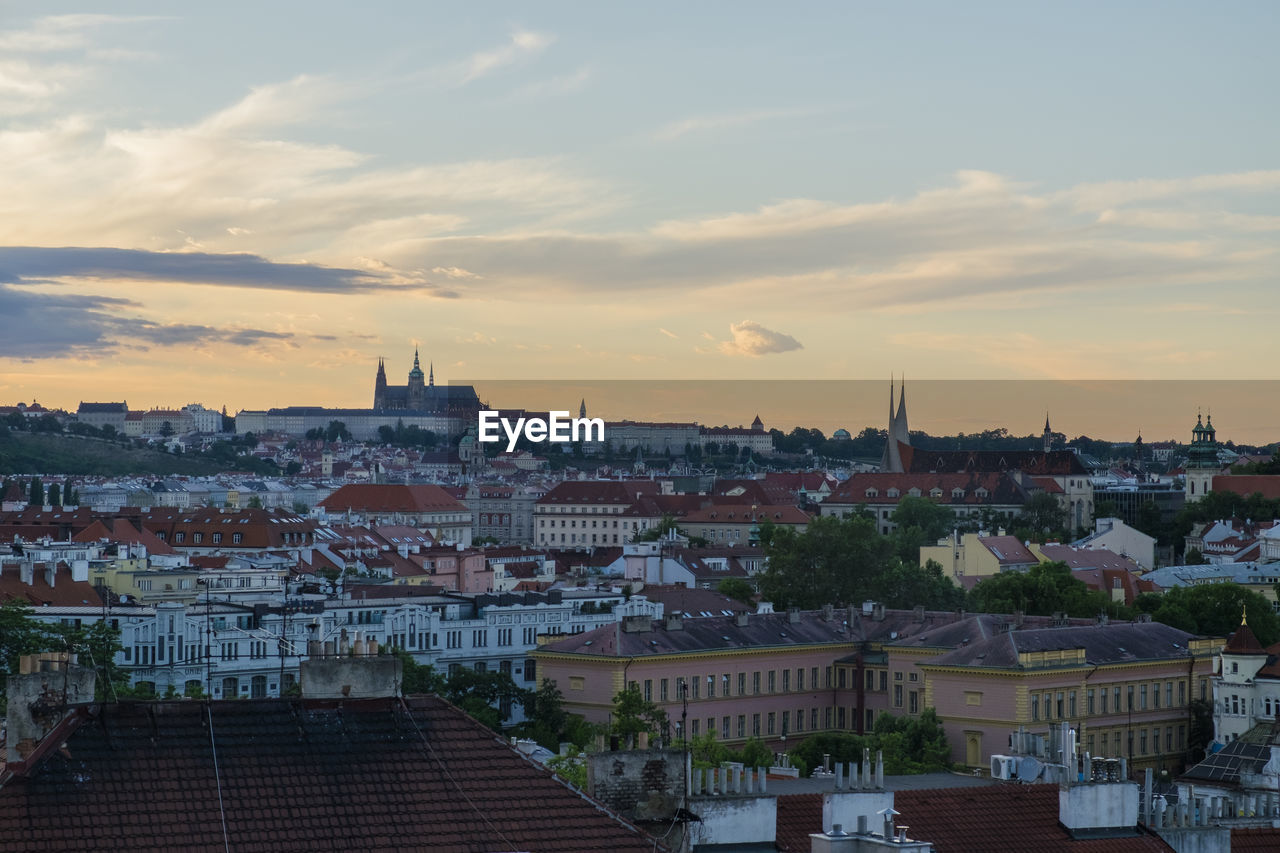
[47, 483, 61, 505]
[890, 496, 956, 543]
[967, 561, 1120, 618]
[611, 685, 668, 743]
[717, 577, 756, 604]
[284, 461, 302, 476]
[1017, 492, 1068, 539]
[757, 514, 895, 609]
[1152, 585, 1280, 645]
[1184, 548, 1207, 565]
[440, 668, 531, 731]
[159, 420, 174, 437]
[518, 678, 574, 750]
[28, 476, 43, 506]
[1187, 698, 1214, 764]
[246, 495, 263, 509]
[324, 420, 351, 443]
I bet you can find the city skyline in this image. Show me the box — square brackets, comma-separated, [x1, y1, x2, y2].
[2, 5, 1277, 410]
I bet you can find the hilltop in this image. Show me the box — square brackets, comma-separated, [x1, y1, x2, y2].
[0, 431, 231, 476]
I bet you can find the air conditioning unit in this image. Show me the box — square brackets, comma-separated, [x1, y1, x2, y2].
[990, 755, 1018, 781]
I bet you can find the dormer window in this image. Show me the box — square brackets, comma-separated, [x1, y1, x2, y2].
[952, 488, 965, 498]
[929, 488, 943, 498]
[886, 488, 900, 499]
[865, 488, 878, 498]
[908, 487, 921, 498]
[975, 488, 989, 498]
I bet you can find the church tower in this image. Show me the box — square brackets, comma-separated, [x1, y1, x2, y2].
[879, 376, 909, 473]
[373, 358, 388, 409]
[1185, 411, 1220, 503]
[1042, 413, 1052, 453]
[407, 348, 426, 410]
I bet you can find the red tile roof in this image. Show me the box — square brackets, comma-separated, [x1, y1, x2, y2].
[0, 697, 664, 852]
[0, 566, 103, 607]
[892, 784, 1173, 852]
[1211, 475, 1280, 500]
[321, 483, 467, 514]
[1224, 622, 1267, 655]
[1232, 827, 1280, 851]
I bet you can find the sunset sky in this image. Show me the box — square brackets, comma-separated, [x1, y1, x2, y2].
[1, 4, 1277, 440]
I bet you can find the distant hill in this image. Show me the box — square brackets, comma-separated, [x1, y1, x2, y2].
[0, 432, 230, 476]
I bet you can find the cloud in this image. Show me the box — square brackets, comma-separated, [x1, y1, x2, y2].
[0, 282, 294, 359]
[654, 106, 833, 142]
[0, 14, 166, 53]
[511, 66, 591, 99]
[459, 31, 553, 84]
[0, 246, 426, 294]
[717, 321, 803, 357]
[658, 328, 678, 339]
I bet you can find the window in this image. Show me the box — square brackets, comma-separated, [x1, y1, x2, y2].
[723, 674, 731, 696]
[524, 659, 536, 682]
[811, 708, 819, 730]
[1166, 681, 1174, 708]
[232, 532, 242, 544]
[796, 709, 805, 733]
[661, 679, 669, 702]
[753, 672, 761, 695]
[1140, 684, 1148, 710]
[1101, 689, 1108, 714]
[691, 719, 699, 736]
[894, 684, 903, 707]
[1140, 729, 1148, 755]
[644, 680, 652, 702]
[1069, 691, 1077, 717]
[1152, 681, 1160, 709]
[767, 712, 776, 735]
[1087, 689, 1096, 715]
[768, 671, 776, 693]
[707, 675, 715, 698]
[691, 676, 700, 699]
[797, 669, 805, 691]
[722, 716, 731, 739]
[909, 691, 919, 714]
[738, 672, 746, 695]
[783, 670, 791, 692]
[1128, 685, 1135, 711]
[1179, 680, 1186, 706]
[737, 715, 746, 738]
[1057, 692, 1064, 718]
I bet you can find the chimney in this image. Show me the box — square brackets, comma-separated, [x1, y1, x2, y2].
[621, 614, 653, 633]
[19, 559, 33, 586]
[871, 603, 885, 622]
[5, 653, 96, 767]
[912, 605, 925, 622]
[71, 559, 89, 583]
[664, 614, 683, 631]
[299, 655, 402, 699]
[788, 607, 801, 624]
[735, 612, 750, 628]
[44, 563, 56, 588]
[822, 603, 835, 622]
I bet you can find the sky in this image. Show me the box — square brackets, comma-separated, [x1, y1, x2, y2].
[1, 3, 1277, 438]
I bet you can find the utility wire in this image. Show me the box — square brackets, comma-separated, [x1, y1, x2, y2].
[205, 702, 233, 853]
[398, 697, 517, 852]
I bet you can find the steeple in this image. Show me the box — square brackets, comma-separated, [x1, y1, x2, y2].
[893, 376, 909, 443]
[408, 348, 424, 381]
[579, 398, 587, 419]
[1042, 412, 1052, 453]
[429, 361, 434, 387]
[880, 374, 909, 473]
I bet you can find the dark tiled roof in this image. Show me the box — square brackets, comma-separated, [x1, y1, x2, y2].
[920, 622, 1199, 669]
[902, 446, 1089, 475]
[0, 697, 661, 852]
[321, 483, 467, 514]
[775, 792, 822, 852]
[1223, 623, 1266, 655]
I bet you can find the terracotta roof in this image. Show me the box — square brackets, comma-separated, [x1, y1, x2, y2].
[892, 784, 1173, 852]
[775, 792, 822, 852]
[0, 697, 663, 852]
[1038, 544, 1141, 573]
[1210, 475, 1280, 500]
[320, 484, 467, 514]
[1223, 622, 1267, 655]
[0, 565, 103, 607]
[902, 445, 1090, 476]
[537, 481, 656, 506]
[1233, 827, 1280, 851]
[980, 535, 1038, 565]
[828, 472, 1027, 506]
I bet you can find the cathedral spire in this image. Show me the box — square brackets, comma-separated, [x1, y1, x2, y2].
[429, 361, 434, 387]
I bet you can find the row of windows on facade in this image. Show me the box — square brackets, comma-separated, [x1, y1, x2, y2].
[540, 532, 622, 545]
[637, 666, 836, 703]
[539, 518, 642, 529]
[1085, 726, 1186, 758]
[1222, 694, 1280, 717]
[128, 673, 294, 699]
[1030, 678, 1207, 722]
[154, 530, 248, 544]
[537, 505, 626, 514]
[672, 706, 869, 740]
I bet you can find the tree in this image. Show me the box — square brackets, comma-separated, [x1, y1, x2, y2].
[1151, 585, 1280, 645]
[28, 476, 43, 506]
[717, 577, 756, 604]
[756, 514, 896, 610]
[324, 421, 351, 443]
[967, 561, 1120, 618]
[246, 495, 263, 509]
[47, 483, 61, 506]
[1187, 698, 1214, 764]
[284, 461, 302, 476]
[789, 710, 949, 777]
[440, 668, 531, 731]
[1184, 548, 1207, 565]
[890, 496, 956, 544]
[159, 420, 174, 437]
[1018, 492, 1068, 539]
[611, 685, 668, 743]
